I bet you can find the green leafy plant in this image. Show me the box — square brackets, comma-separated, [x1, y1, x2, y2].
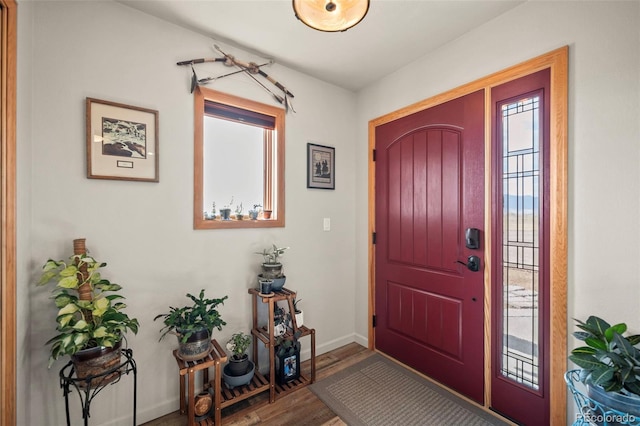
[235, 202, 243, 215]
[570, 315, 640, 396]
[274, 305, 289, 327]
[37, 253, 139, 367]
[154, 290, 228, 343]
[226, 332, 251, 360]
[255, 244, 290, 264]
[276, 330, 301, 358]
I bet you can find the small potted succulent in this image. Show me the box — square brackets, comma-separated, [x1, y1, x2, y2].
[235, 202, 244, 220]
[219, 197, 233, 220]
[154, 290, 228, 361]
[248, 204, 262, 220]
[205, 202, 216, 220]
[223, 332, 255, 388]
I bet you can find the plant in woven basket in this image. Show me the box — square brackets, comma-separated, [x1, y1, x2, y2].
[36, 239, 139, 368]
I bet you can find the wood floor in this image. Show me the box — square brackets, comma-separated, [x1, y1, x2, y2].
[142, 342, 374, 426]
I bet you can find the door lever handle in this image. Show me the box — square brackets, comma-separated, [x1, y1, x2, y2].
[456, 255, 481, 272]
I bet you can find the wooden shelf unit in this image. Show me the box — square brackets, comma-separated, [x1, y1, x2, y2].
[248, 287, 316, 403]
[172, 339, 271, 425]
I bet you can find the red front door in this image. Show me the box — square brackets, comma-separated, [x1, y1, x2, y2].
[374, 90, 485, 403]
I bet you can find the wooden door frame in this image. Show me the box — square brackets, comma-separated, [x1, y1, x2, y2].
[368, 47, 568, 424]
[0, 0, 17, 425]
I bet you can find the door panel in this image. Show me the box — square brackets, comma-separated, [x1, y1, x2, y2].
[375, 90, 485, 403]
[490, 69, 551, 425]
[386, 282, 462, 359]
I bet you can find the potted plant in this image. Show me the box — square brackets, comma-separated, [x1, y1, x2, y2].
[36, 238, 139, 383]
[235, 202, 244, 220]
[248, 204, 262, 220]
[154, 290, 228, 361]
[292, 298, 303, 328]
[273, 305, 288, 337]
[255, 244, 289, 291]
[222, 332, 255, 388]
[204, 201, 216, 220]
[219, 197, 233, 220]
[258, 277, 273, 295]
[569, 315, 640, 417]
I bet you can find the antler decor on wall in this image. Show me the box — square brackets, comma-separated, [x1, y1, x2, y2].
[177, 46, 295, 113]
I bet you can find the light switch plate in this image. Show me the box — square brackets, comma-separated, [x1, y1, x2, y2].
[323, 217, 331, 231]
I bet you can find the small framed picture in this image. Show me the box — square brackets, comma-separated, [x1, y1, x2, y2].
[307, 143, 335, 190]
[276, 349, 300, 384]
[86, 98, 159, 182]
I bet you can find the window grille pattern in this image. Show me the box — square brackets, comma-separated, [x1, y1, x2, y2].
[500, 96, 540, 390]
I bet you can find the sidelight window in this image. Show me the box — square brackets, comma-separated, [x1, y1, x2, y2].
[499, 95, 541, 390]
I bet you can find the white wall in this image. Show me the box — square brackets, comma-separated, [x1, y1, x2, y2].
[354, 0, 640, 420]
[21, 1, 357, 425]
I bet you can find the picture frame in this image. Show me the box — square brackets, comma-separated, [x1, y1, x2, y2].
[307, 143, 335, 190]
[86, 97, 159, 182]
[276, 349, 300, 384]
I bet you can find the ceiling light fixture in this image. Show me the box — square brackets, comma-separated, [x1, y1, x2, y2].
[292, 0, 370, 32]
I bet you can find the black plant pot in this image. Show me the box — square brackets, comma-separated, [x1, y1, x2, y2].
[227, 354, 250, 376]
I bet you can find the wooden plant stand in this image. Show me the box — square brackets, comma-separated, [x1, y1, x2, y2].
[172, 339, 271, 425]
[248, 287, 316, 403]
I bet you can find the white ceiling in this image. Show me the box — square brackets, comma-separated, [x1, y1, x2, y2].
[118, 0, 525, 92]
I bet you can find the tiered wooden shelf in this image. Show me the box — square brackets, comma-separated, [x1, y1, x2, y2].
[171, 288, 315, 425]
[248, 287, 316, 403]
[172, 339, 270, 425]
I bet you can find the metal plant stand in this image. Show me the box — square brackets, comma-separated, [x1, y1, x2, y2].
[59, 348, 137, 426]
[565, 369, 640, 426]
